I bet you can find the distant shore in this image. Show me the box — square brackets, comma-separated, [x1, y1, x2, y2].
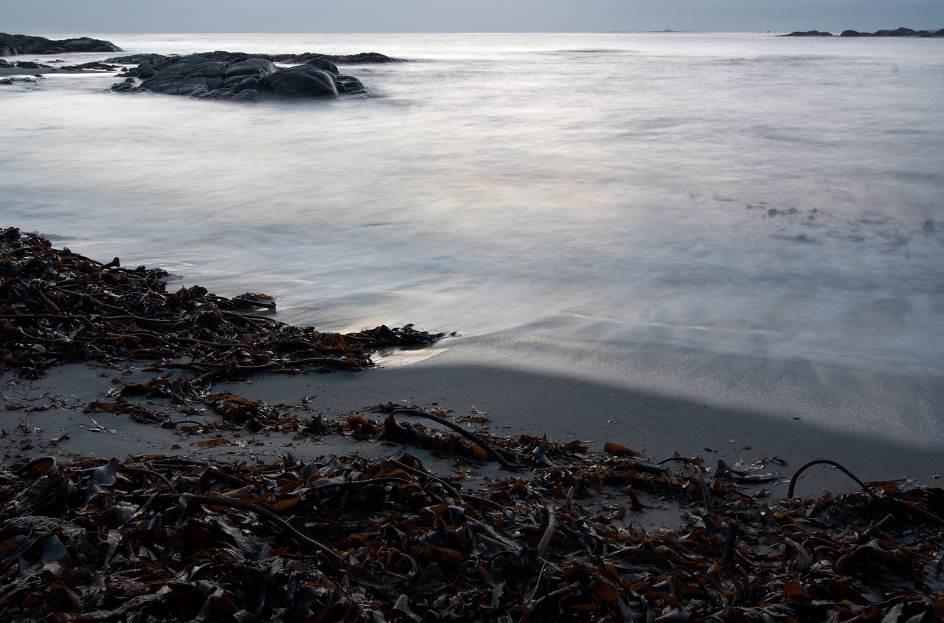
[784, 26, 944, 37]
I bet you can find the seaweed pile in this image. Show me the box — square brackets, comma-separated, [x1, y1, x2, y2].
[1, 439, 942, 621]
[0, 227, 443, 383]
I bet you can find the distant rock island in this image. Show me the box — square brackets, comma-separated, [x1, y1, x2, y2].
[108, 51, 401, 101]
[0, 32, 121, 56]
[783, 27, 944, 37]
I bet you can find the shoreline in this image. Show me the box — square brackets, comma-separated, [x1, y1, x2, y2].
[4, 356, 942, 494]
[2, 227, 943, 619]
[1, 227, 941, 488]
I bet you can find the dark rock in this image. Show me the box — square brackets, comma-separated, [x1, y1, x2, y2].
[266, 51, 400, 64]
[125, 57, 177, 80]
[265, 64, 338, 97]
[110, 77, 137, 92]
[106, 53, 171, 65]
[1, 76, 38, 85]
[108, 50, 401, 67]
[140, 59, 228, 96]
[60, 61, 121, 73]
[0, 59, 10, 68]
[13, 61, 49, 69]
[874, 27, 917, 36]
[307, 57, 339, 74]
[0, 33, 121, 56]
[232, 89, 262, 102]
[224, 58, 276, 78]
[839, 26, 944, 37]
[783, 30, 834, 37]
[110, 52, 374, 101]
[223, 75, 264, 93]
[336, 75, 367, 95]
[314, 52, 399, 64]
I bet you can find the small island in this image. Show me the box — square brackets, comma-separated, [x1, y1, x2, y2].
[0, 32, 121, 55]
[783, 26, 944, 37]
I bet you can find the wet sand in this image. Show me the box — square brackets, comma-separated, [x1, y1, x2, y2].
[221, 358, 944, 494]
[3, 339, 941, 498]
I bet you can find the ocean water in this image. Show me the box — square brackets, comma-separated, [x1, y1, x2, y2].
[2, 33, 944, 442]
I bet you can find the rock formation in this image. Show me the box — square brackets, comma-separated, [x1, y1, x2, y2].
[783, 30, 834, 37]
[0, 33, 121, 56]
[109, 51, 398, 101]
[840, 27, 944, 37]
[784, 27, 944, 37]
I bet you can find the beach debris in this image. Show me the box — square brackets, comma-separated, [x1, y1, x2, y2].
[0, 227, 443, 383]
[0, 444, 941, 621]
[86, 417, 115, 434]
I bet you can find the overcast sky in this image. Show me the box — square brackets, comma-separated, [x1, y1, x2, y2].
[7, 0, 944, 34]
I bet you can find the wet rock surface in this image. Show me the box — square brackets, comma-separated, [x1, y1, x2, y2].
[108, 51, 391, 101]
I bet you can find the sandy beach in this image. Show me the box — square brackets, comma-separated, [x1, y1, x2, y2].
[4, 342, 941, 496]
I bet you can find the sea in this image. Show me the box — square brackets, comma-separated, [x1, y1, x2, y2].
[3, 33, 943, 449]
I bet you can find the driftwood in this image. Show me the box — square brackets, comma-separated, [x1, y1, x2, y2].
[379, 404, 520, 469]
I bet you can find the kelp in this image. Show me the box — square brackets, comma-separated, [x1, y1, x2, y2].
[0, 442, 942, 621]
[0, 227, 443, 381]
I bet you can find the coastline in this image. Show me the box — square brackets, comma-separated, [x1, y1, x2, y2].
[2, 227, 941, 489]
[4, 24, 944, 619]
[4, 354, 942, 496]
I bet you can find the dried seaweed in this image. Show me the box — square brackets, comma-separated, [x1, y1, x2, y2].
[0, 441, 942, 621]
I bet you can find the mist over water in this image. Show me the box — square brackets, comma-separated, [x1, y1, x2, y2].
[3, 33, 944, 384]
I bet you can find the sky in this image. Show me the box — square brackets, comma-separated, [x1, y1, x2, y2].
[6, 0, 944, 34]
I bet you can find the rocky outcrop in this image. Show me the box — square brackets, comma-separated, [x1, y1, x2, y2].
[106, 50, 399, 68]
[0, 33, 121, 56]
[783, 30, 834, 37]
[785, 27, 944, 38]
[105, 53, 170, 65]
[840, 27, 944, 37]
[110, 52, 373, 101]
[10, 61, 50, 69]
[59, 61, 121, 73]
[265, 64, 339, 97]
[0, 76, 42, 86]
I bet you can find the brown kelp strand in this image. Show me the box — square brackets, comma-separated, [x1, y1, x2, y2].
[1, 445, 943, 621]
[0, 227, 444, 381]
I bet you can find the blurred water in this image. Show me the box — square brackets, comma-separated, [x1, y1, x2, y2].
[2, 33, 943, 378]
